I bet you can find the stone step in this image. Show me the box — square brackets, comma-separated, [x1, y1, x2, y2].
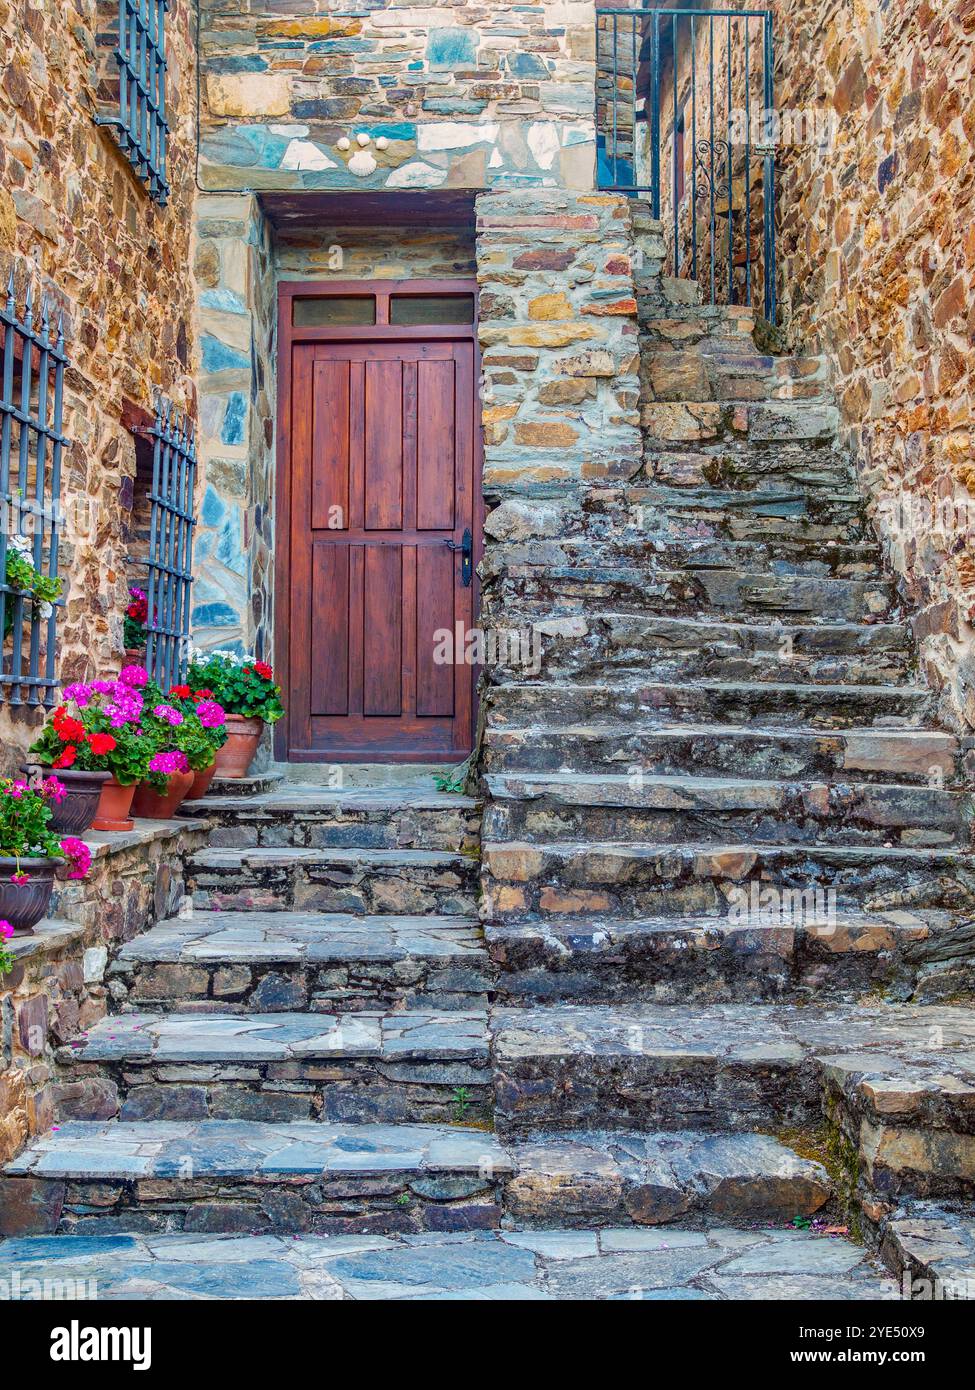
[110, 911, 491, 1014]
[486, 908, 973, 1006]
[502, 614, 914, 686]
[1, 1120, 512, 1237]
[491, 1001, 975, 1204]
[54, 1009, 491, 1126]
[0, 1225, 900, 1299]
[483, 772, 973, 849]
[483, 721, 963, 786]
[643, 348, 832, 406]
[492, 567, 896, 623]
[879, 1202, 975, 1299]
[488, 679, 934, 730]
[641, 400, 841, 447]
[179, 786, 480, 852]
[0, 1121, 830, 1237]
[628, 483, 867, 532]
[487, 536, 884, 581]
[480, 839, 975, 918]
[187, 847, 479, 917]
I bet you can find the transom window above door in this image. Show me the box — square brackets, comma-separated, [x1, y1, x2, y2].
[290, 288, 475, 329]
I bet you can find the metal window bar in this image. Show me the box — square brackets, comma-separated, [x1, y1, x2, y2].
[96, 0, 170, 205]
[596, 6, 776, 322]
[142, 400, 196, 690]
[0, 274, 68, 708]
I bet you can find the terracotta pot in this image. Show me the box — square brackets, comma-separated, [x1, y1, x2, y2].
[21, 765, 110, 835]
[123, 648, 144, 666]
[92, 777, 137, 833]
[0, 857, 58, 934]
[185, 762, 217, 801]
[131, 770, 194, 819]
[213, 715, 263, 779]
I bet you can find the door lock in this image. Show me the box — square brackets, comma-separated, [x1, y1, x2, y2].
[444, 528, 473, 586]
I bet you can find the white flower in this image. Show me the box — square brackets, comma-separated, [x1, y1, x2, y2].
[37, 601, 53, 620]
[8, 534, 32, 557]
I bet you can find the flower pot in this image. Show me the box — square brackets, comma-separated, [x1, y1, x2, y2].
[0, 857, 58, 934]
[185, 762, 217, 801]
[131, 770, 194, 819]
[92, 776, 137, 833]
[21, 766, 110, 835]
[124, 647, 144, 665]
[213, 715, 263, 779]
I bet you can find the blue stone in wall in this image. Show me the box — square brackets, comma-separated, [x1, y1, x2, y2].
[221, 393, 247, 446]
[200, 485, 226, 528]
[201, 336, 250, 374]
[200, 288, 248, 316]
[427, 28, 477, 69]
[505, 52, 550, 79]
[192, 602, 240, 629]
[216, 508, 244, 570]
[206, 55, 268, 73]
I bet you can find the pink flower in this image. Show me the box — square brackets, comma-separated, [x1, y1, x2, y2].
[149, 750, 189, 776]
[63, 682, 93, 708]
[43, 776, 67, 805]
[152, 704, 184, 727]
[59, 837, 92, 881]
[119, 664, 149, 688]
[10, 871, 30, 885]
[0, 920, 13, 941]
[195, 699, 225, 729]
[6, 780, 26, 799]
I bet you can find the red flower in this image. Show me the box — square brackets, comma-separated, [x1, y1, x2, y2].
[87, 732, 117, 755]
[53, 708, 85, 742]
[53, 745, 77, 769]
[254, 661, 273, 680]
[169, 685, 191, 699]
[192, 689, 213, 700]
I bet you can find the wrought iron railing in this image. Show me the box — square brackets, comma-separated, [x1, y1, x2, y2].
[141, 400, 196, 689]
[97, 0, 170, 205]
[0, 276, 67, 708]
[596, 5, 776, 321]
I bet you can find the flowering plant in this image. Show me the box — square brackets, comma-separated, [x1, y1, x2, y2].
[0, 920, 14, 978]
[4, 534, 63, 638]
[140, 676, 226, 787]
[186, 649, 284, 723]
[123, 585, 149, 650]
[29, 666, 153, 786]
[0, 777, 91, 879]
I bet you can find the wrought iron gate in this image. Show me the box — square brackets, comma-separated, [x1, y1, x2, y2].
[596, 6, 776, 321]
[142, 400, 196, 690]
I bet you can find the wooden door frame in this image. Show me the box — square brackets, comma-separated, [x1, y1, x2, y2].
[274, 277, 484, 763]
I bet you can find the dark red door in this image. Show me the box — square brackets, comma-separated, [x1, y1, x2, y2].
[279, 294, 478, 762]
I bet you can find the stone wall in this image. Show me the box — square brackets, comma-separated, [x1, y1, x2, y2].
[0, 822, 209, 1170]
[0, 0, 198, 767]
[772, 0, 975, 729]
[194, 194, 276, 659]
[199, 0, 597, 193]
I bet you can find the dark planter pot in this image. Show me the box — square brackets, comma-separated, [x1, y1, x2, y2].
[21, 765, 110, 835]
[0, 857, 58, 934]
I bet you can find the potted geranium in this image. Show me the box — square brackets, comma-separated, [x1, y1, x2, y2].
[131, 679, 220, 817]
[163, 682, 227, 799]
[123, 584, 148, 661]
[28, 669, 152, 833]
[187, 649, 284, 778]
[0, 776, 91, 933]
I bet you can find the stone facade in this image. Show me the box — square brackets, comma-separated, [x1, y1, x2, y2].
[773, 0, 975, 730]
[199, 0, 597, 193]
[0, 0, 198, 766]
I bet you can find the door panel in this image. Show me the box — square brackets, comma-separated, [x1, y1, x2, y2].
[286, 332, 477, 761]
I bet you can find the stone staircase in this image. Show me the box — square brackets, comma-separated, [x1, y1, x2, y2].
[3, 223, 974, 1297]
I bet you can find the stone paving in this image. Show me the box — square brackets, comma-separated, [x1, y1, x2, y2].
[0, 1227, 899, 1301]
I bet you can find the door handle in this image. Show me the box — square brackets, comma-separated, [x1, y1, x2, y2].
[443, 528, 473, 586]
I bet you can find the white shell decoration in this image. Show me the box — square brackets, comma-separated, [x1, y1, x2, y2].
[336, 136, 351, 151]
[375, 136, 389, 151]
[348, 149, 377, 178]
[356, 132, 371, 147]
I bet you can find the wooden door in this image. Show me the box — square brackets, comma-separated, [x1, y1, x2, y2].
[277, 283, 479, 762]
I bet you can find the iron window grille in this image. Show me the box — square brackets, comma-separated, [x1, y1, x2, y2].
[97, 0, 171, 205]
[0, 276, 67, 708]
[140, 400, 196, 690]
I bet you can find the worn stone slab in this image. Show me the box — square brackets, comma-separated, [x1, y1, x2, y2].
[0, 1227, 898, 1300]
